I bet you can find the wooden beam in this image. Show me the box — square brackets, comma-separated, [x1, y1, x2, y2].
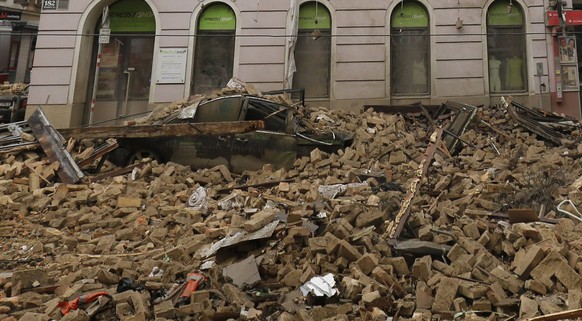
[385, 127, 443, 245]
[77, 139, 119, 168]
[58, 121, 265, 140]
[525, 308, 582, 321]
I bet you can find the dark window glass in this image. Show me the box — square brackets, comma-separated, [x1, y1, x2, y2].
[293, 29, 331, 98]
[192, 32, 235, 95]
[96, 36, 154, 100]
[487, 26, 526, 92]
[390, 29, 430, 95]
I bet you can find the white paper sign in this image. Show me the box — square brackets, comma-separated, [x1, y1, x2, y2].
[98, 28, 110, 44]
[157, 48, 187, 84]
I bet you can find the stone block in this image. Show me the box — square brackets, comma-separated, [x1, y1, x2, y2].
[471, 299, 492, 312]
[371, 266, 405, 298]
[412, 256, 432, 282]
[490, 266, 523, 294]
[117, 196, 141, 208]
[11, 269, 47, 296]
[519, 296, 539, 319]
[243, 209, 276, 232]
[568, 289, 582, 309]
[337, 240, 361, 262]
[525, 279, 547, 295]
[415, 281, 433, 310]
[531, 250, 582, 290]
[356, 254, 379, 276]
[486, 282, 507, 306]
[383, 257, 410, 276]
[354, 210, 384, 228]
[61, 309, 90, 321]
[453, 297, 468, 312]
[432, 277, 459, 314]
[17, 313, 50, 321]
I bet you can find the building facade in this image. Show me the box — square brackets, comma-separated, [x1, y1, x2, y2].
[0, 0, 41, 84]
[29, 0, 564, 128]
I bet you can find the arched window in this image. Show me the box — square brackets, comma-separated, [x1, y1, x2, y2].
[293, 2, 331, 98]
[192, 3, 236, 95]
[90, 0, 155, 122]
[487, 0, 526, 92]
[390, 1, 430, 95]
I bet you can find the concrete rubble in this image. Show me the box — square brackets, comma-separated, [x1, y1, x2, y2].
[2, 91, 582, 320]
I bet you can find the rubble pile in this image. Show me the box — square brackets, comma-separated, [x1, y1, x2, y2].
[0, 82, 28, 96]
[2, 97, 582, 321]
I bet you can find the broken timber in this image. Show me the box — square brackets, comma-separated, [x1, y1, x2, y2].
[385, 127, 443, 245]
[58, 120, 265, 140]
[501, 97, 564, 146]
[524, 308, 582, 321]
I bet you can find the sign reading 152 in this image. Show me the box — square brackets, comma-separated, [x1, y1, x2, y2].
[43, 0, 58, 10]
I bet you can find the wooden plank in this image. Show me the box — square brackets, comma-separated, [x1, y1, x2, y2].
[77, 139, 119, 168]
[89, 163, 145, 182]
[385, 127, 443, 244]
[507, 208, 538, 224]
[525, 308, 582, 321]
[58, 121, 265, 140]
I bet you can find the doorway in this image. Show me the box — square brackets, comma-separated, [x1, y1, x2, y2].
[85, 0, 155, 125]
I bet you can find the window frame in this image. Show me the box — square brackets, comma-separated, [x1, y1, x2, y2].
[389, 1, 431, 96]
[292, 1, 332, 99]
[486, 1, 528, 93]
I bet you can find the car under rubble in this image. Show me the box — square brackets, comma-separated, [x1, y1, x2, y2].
[109, 94, 353, 173]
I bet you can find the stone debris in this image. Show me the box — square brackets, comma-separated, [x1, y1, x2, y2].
[2, 95, 582, 320]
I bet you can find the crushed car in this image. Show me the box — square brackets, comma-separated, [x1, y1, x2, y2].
[108, 94, 353, 172]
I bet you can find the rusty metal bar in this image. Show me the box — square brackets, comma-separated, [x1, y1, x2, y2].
[58, 120, 265, 140]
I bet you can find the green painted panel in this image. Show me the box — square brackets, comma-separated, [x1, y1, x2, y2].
[392, 2, 428, 28]
[299, 2, 331, 29]
[487, 0, 523, 26]
[198, 3, 236, 31]
[109, 0, 155, 33]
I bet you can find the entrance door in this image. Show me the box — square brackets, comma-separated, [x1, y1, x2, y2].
[94, 36, 154, 122]
[86, 0, 155, 125]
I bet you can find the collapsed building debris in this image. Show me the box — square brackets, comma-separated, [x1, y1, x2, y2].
[3, 90, 582, 320]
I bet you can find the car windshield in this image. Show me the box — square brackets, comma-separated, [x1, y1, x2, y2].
[166, 95, 298, 133]
[246, 97, 289, 131]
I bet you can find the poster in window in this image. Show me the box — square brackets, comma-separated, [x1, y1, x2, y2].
[157, 48, 187, 84]
[561, 64, 579, 90]
[97, 42, 120, 98]
[559, 36, 577, 63]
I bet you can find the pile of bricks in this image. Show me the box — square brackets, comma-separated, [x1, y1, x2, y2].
[1, 101, 582, 321]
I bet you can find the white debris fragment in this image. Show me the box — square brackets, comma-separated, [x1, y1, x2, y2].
[300, 273, 338, 297]
[149, 266, 163, 277]
[188, 186, 208, 211]
[317, 182, 368, 199]
[200, 260, 215, 270]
